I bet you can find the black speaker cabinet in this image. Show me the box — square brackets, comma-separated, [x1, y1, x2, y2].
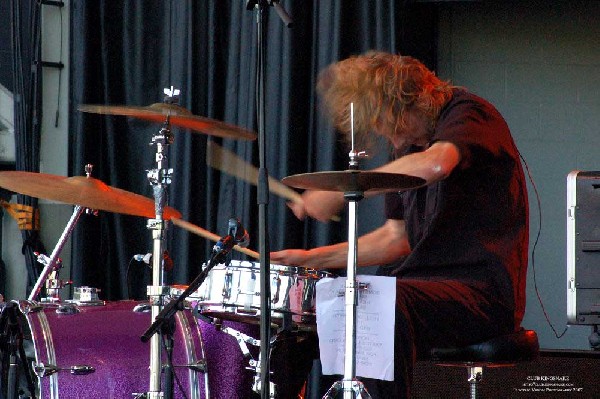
[567, 171, 600, 325]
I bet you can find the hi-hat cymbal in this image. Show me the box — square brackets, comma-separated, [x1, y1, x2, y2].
[282, 170, 425, 193]
[0, 171, 181, 220]
[78, 103, 257, 141]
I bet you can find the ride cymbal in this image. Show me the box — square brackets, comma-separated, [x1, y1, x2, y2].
[282, 170, 425, 193]
[0, 171, 181, 220]
[78, 103, 257, 141]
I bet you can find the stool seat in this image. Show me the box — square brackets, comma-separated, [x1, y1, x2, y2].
[429, 329, 539, 366]
[425, 329, 539, 398]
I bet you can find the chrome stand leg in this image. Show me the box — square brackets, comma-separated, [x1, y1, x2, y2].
[467, 366, 482, 399]
[323, 198, 371, 399]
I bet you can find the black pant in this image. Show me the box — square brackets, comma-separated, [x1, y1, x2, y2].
[310, 275, 514, 399]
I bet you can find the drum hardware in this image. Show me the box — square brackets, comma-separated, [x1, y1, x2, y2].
[218, 323, 276, 398]
[172, 359, 207, 373]
[336, 282, 370, 297]
[0, 169, 181, 220]
[221, 325, 260, 359]
[78, 103, 257, 141]
[271, 275, 281, 304]
[142, 220, 243, 343]
[29, 165, 94, 303]
[0, 164, 181, 304]
[247, 348, 276, 398]
[282, 104, 425, 399]
[223, 270, 234, 299]
[171, 217, 260, 260]
[13, 300, 43, 315]
[139, 86, 180, 399]
[281, 169, 424, 194]
[193, 261, 328, 327]
[6, 300, 205, 399]
[32, 362, 95, 377]
[134, 302, 153, 313]
[248, 333, 319, 399]
[193, 306, 316, 399]
[78, 92, 255, 398]
[55, 304, 79, 315]
[0, 301, 37, 399]
[28, 199, 80, 303]
[141, 216, 245, 398]
[65, 286, 105, 306]
[33, 252, 72, 304]
[251, 365, 277, 399]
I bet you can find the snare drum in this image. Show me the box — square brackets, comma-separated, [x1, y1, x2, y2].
[193, 261, 327, 325]
[10, 300, 206, 399]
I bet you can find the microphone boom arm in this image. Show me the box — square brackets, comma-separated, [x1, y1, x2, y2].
[140, 235, 234, 343]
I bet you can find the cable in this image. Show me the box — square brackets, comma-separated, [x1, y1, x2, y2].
[54, 4, 64, 128]
[162, 332, 189, 399]
[517, 148, 567, 339]
[125, 256, 136, 299]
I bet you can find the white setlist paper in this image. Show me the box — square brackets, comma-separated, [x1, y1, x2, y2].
[316, 276, 396, 381]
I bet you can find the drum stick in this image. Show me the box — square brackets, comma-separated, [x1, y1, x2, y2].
[206, 141, 340, 222]
[171, 217, 260, 260]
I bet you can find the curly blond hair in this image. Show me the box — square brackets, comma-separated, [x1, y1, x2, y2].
[317, 51, 454, 149]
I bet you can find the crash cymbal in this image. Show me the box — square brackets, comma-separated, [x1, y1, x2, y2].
[282, 170, 425, 193]
[78, 103, 257, 141]
[0, 171, 181, 220]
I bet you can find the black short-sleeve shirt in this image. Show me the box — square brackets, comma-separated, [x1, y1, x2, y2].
[384, 89, 529, 326]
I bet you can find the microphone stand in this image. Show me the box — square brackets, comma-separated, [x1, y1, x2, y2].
[140, 236, 234, 344]
[245, 2, 292, 397]
[140, 236, 234, 398]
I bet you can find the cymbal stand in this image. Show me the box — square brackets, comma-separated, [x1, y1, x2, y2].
[27, 164, 96, 302]
[144, 87, 176, 399]
[324, 104, 371, 399]
[141, 229, 237, 396]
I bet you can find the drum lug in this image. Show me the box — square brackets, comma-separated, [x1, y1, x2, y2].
[271, 275, 281, 304]
[172, 359, 207, 373]
[55, 303, 80, 315]
[221, 326, 260, 359]
[303, 279, 317, 311]
[33, 363, 96, 377]
[133, 302, 152, 313]
[71, 365, 96, 375]
[15, 300, 43, 315]
[222, 271, 233, 299]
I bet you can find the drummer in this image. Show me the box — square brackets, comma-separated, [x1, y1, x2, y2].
[271, 51, 529, 398]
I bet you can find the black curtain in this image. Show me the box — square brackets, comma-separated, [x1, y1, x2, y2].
[11, 0, 46, 294]
[69, 0, 437, 300]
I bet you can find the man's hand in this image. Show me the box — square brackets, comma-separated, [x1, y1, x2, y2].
[270, 249, 312, 267]
[287, 190, 345, 222]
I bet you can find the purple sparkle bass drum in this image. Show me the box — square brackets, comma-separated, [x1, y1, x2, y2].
[16, 300, 208, 399]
